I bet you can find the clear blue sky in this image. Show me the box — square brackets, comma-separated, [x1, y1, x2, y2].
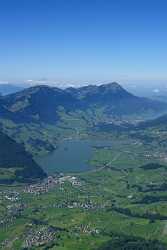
[0, 0, 167, 85]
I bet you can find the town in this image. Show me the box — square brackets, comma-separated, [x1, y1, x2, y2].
[24, 174, 82, 195]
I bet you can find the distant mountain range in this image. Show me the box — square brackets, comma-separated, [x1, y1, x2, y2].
[0, 82, 166, 124]
[67, 82, 167, 117]
[0, 82, 166, 156]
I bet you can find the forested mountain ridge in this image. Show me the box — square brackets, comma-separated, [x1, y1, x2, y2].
[0, 129, 46, 183]
[0, 82, 166, 123]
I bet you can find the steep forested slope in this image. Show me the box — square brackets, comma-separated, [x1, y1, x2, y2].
[0, 130, 46, 183]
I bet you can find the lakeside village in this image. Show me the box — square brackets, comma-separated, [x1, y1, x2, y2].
[24, 174, 82, 194]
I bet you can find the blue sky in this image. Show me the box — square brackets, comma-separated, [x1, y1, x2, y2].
[0, 0, 167, 85]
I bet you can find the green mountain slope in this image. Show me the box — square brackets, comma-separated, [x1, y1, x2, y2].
[2, 85, 79, 123]
[0, 130, 46, 183]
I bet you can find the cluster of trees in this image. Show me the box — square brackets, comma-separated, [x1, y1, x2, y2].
[110, 206, 167, 221]
[98, 235, 166, 250]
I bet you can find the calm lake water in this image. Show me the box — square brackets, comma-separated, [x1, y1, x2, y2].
[35, 139, 112, 174]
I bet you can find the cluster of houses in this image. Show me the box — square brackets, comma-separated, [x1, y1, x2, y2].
[1, 190, 20, 202]
[24, 226, 56, 248]
[7, 203, 25, 217]
[59, 175, 81, 186]
[73, 224, 100, 235]
[24, 175, 82, 195]
[0, 191, 24, 229]
[24, 176, 59, 194]
[0, 216, 14, 229]
[47, 198, 111, 211]
[0, 203, 25, 230]
[53, 200, 105, 210]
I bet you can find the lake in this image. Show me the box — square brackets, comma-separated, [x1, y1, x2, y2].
[35, 139, 112, 174]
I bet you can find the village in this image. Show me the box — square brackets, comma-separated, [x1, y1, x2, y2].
[24, 174, 82, 194]
[24, 226, 56, 248]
